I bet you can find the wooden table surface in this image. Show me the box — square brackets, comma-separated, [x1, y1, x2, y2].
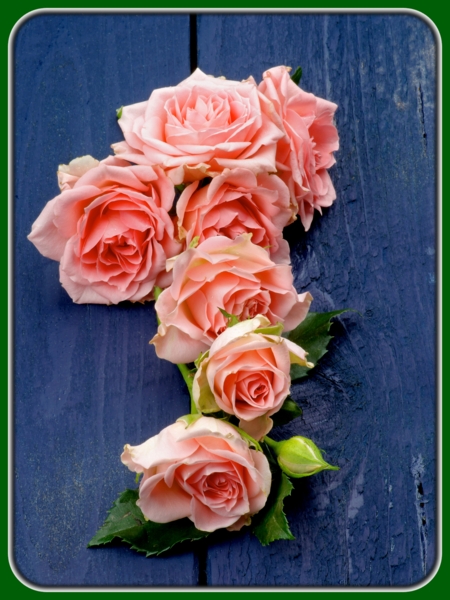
[13, 11, 437, 588]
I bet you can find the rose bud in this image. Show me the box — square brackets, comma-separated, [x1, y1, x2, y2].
[121, 416, 271, 533]
[266, 435, 339, 478]
[193, 315, 313, 440]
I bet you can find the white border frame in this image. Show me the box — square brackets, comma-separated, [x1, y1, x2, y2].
[8, 6, 442, 593]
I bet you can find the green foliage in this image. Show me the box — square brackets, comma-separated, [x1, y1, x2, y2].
[251, 472, 295, 546]
[290, 66, 302, 85]
[286, 310, 351, 381]
[271, 396, 302, 428]
[116, 106, 123, 119]
[88, 489, 209, 557]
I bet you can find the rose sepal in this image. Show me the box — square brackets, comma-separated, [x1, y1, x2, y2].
[225, 422, 263, 452]
[177, 413, 203, 428]
[254, 321, 284, 336]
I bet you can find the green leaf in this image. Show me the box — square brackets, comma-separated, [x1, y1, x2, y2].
[286, 309, 351, 381]
[175, 183, 187, 193]
[116, 106, 123, 119]
[271, 396, 302, 428]
[88, 489, 210, 557]
[290, 66, 302, 85]
[251, 472, 295, 546]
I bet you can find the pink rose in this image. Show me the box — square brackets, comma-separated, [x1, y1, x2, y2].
[258, 66, 339, 231]
[112, 68, 284, 184]
[28, 155, 181, 304]
[177, 168, 294, 263]
[121, 416, 271, 532]
[151, 234, 312, 363]
[193, 316, 313, 440]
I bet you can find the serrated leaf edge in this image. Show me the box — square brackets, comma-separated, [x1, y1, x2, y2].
[288, 309, 353, 382]
[87, 489, 143, 548]
[252, 473, 295, 546]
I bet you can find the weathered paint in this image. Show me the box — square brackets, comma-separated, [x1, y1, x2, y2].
[13, 12, 436, 588]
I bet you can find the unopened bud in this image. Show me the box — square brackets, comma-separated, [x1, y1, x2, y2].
[268, 435, 339, 479]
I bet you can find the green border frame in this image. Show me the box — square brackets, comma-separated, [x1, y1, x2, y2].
[5, 2, 444, 597]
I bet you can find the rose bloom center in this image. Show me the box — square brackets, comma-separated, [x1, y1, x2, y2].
[235, 371, 272, 410]
[167, 91, 236, 130]
[77, 200, 156, 282]
[179, 463, 242, 507]
[239, 297, 269, 320]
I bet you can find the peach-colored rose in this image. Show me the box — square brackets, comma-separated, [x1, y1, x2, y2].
[177, 168, 293, 263]
[258, 66, 339, 231]
[121, 416, 271, 532]
[151, 234, 312, 363]
[193, 316, 313, 440]
[28, 155, 181, 304]
[112, 68, 284, 185]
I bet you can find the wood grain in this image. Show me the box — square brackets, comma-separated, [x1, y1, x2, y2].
[13, 11, 437, 588]
[197, 12, 437, 587]
[13, 13, 197, 586]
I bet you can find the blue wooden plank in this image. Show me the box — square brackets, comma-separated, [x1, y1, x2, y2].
[13, 13, 197, 586]
[197, 13, 437, 587]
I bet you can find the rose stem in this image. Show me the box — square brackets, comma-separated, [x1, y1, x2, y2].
[177, 363, 198, 414]
[154, 286, 198, 415]
[263, 436, 281, 452]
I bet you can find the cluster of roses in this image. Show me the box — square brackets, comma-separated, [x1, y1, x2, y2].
[29, 67, 339, 542]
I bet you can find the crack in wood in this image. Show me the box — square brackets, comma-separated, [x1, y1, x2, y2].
[190, 14, 198, 74]
[411, 454, 428, 576]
